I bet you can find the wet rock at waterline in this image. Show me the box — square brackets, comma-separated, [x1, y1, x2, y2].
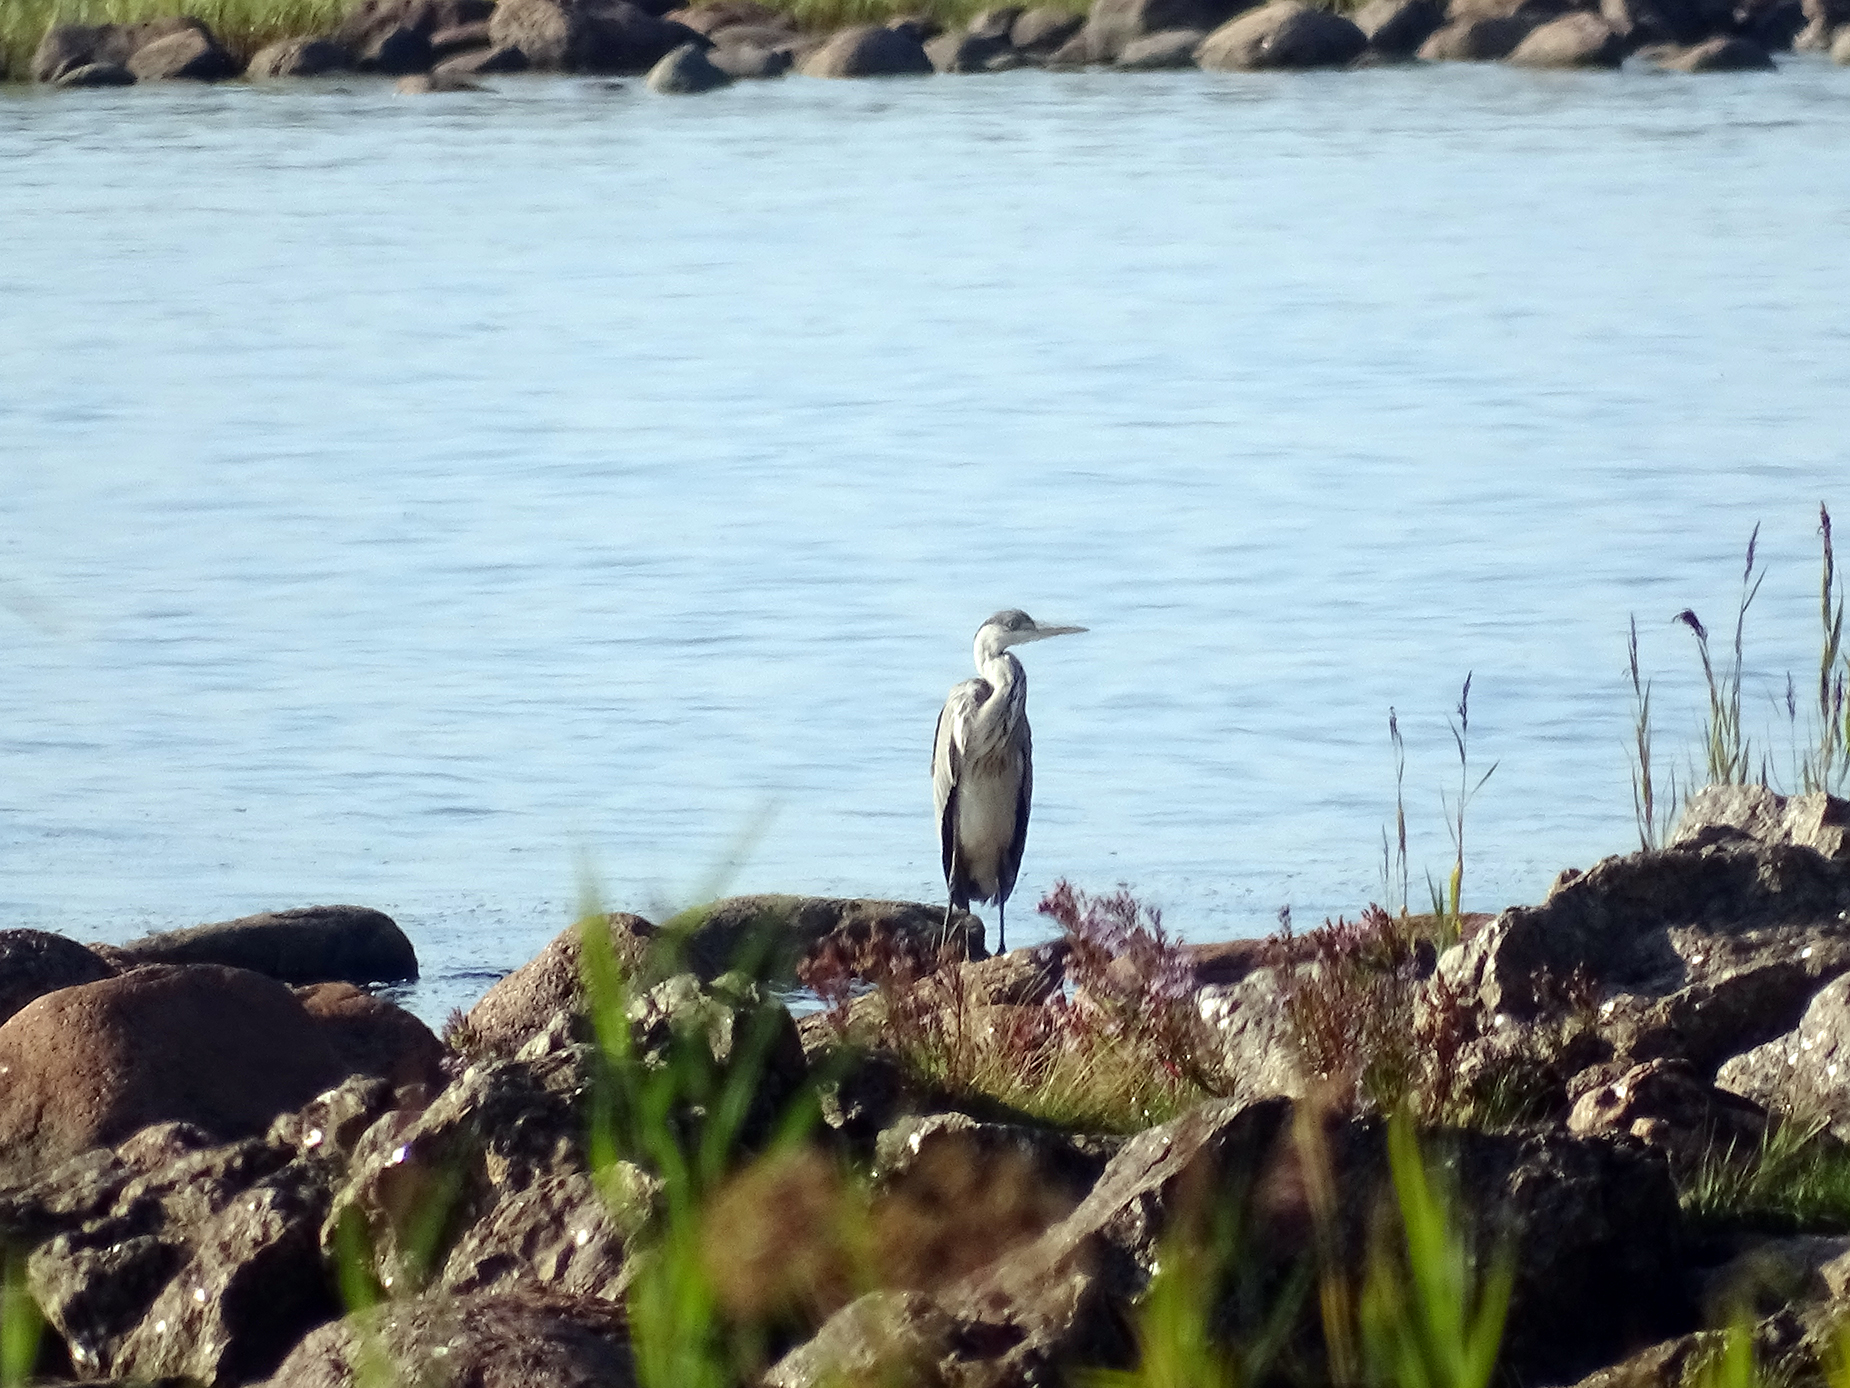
[1196, 1, 1367, 68]
[799, 23, 934, 75]
[1653, 33, 1777, 65]
[127, 25, 239, 77]
[707, 40, 793, 75]
[1080, 0, 1251, 60]
[926, 27, 1018, 70]
[32, 16, 219, 82]
[648, 40, 735, 87]
[1114, 28, 1207, 65]
[434, 41, 532, 73]
[487, 0, 703, 72]
[114, 904, 418, 986]
[1506, 9, 1627, 62]
[246, 36, 353, 76]
[51, 62, 138, 86]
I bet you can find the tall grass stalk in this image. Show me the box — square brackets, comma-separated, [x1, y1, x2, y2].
[1800, 503, 1849, 794]
[1628, 615, 1681, 851]
[1380, 708, 1411, 918]
[1676, 525, 1768, 788]
[1360, 1114, 1512, 1388]
[1679, 1119, 1850, 1233]
[1429, 675, 1496, 947]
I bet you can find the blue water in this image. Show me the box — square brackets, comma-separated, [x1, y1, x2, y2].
[3, 60, 1848, 1024]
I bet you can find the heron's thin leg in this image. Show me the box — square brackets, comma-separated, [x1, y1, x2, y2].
[997, 898, 1006, 955]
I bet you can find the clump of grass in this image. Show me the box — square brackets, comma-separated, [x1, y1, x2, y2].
[1798, 503, 1849, 795]
[1680, 1119, 1850, 1235]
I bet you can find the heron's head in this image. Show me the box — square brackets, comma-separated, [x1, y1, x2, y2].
[975, 609, 1087, 660]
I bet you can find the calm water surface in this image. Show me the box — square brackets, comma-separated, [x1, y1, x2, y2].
[3, 62, 1848, 1023]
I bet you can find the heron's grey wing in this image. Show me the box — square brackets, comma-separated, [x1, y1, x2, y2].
[933, 679, 985, 884]
[999, 715, 1033, 904]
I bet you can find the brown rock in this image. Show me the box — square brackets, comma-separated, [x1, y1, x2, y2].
[434, 41, 532, 71]
[1353, 0, 1445, 51]
[462, 912, 657, 1057]
[1197, 0, 1366, 66]
[0, 966, 352, 1187]
[1114, 27, 1204, 63]
[647, 38, 734, 87]
[0, 932, 114, 1028]
[296, 982, 446, 1092]
[1835, 23, 1850, 57]
[925, 27, 1015, 69]
[1081, 0, 1252, 59]
[245, 36, 352, 75]
[125, 27, 240, 79]
[1417, 13, 1535, 55]
[664, 0, 784, 29]
[52, 62, 138, 85]
[707, 39, 793, 73]
[487, 0, 699, 71]
[799, 23, 934, 74]
[1010, 4, 1085, 51]
[266, 1290, 636, 1388]
[1657, 32, 1775, 64]
[429, 17, 493, 51]
[115, 904, 417, 985]
[1507, 10, 1626, 63]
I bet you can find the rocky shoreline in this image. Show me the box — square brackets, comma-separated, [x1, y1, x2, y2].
[0, 783, 1849, 1384]
[15, 0, 1850, 94]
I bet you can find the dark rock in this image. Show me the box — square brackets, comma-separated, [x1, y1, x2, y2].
[125, 27, 240, 79]
[0, 966, 353, 1188]
[362, 24, 435, 68]
[52, 62, 137, 85]
[266, 1075, 397, 1164]
[1507, 11, 1626, 63]
[1009, 4, 1085, 52]
[1416, 13, 1536, 53]
[488, 0, 702, 71]
[1441, 788, 1850, 1076]
[1718, 972, 1850, 1137]
[1601, 0, 1713, 46]
[266, 1290, 636, 1388]
[925, 27, 1015, 68]
[245, 36, 352, 75]
[1353, 0, 1445, 51]
[790, 19, 929, 71]
[32, 17, 207, 81]
[1197, 1, 1366, 67]
[106, 1162, 336, 1384]
[296, 982, 447, 1093]
[0, 932, 114, 1030]
[647, 39, 734, 86]
[1656, 32, 1775, 62]
[1081, 0, 1253, 59]
[115, 905, 417, 985]
[1114, 27, 1204, 63]
[429, 17, 493, 51]
[707, 40, 792, 73]
[435, 41, 532, 71]
[335, 0, 495, 48]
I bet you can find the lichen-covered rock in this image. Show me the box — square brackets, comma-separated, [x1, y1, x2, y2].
[266, 1290, 636, 1388]
[1505, 8, 1625, 62]
[1718, 973, 1850, 1137]
[1197, 1, 1366, 67]
[436, 1167, 651, 1299]
[1196, 966, 1307, 1106]
[116, 905, 417, 985]
[647, 40, 733, 88]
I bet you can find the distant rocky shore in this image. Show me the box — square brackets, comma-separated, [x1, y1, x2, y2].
[17, 0, 1850, 95]
[3, 785, 1850, 1384]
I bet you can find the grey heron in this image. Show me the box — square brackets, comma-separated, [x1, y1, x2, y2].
[932, 610, 1086, 953]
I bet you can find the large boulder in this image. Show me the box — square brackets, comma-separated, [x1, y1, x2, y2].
[1718, 972, 1850, 1137]
[1010, 4, 1086, 52]
[1506, 11, 1626, 63]
[0, 932, 114, 1028]
[488, 0, 703, 70]
[245, 36, 353, 75]
[1440, 787, 1850, 1076]
[0, 966, 355, 1188]
[126, 26, 240, 77]
[31, 17, 210, 81]
[1114, 27, 1206, 63]
[295, 982, 446, 1093]
[113, 905, 417, 985]
[1195, 966, 1307, 1106]
[1080, 0, 1252, 59]
[266, 1290, 637, 1388]
[1416, 13, 1536, 54]
[1353, 0, 1445, 51]
[799, 24, 934, 75]
[1196, 1, 1367, 67]
[647, 39, 733, 87]
[460, 912, 657, 1058]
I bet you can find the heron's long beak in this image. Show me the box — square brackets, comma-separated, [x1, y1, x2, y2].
[1027, 623, 1087, 640]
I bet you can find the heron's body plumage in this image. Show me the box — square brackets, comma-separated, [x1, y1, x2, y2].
[930, 610, 1083, 952]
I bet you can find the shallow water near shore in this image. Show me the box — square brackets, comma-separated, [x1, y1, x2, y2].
[3, 60, 1848, 1025]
